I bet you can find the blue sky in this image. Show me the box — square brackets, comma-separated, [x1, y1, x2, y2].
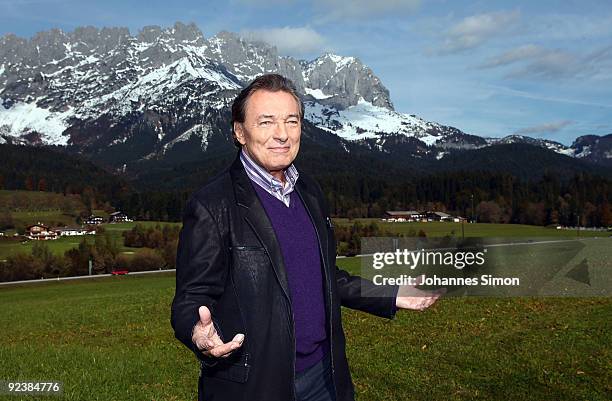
[2, 0, 611, 145]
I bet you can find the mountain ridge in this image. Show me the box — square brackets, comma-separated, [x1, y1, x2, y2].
[0, 22, 610, 169]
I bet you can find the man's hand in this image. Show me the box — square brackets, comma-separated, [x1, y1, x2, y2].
[192, 305, 245, 358]
[395, 275, 446, 311]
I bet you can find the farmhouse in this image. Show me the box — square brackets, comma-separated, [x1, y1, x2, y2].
[383, 210, 466, 223]
[84, 215, 104, 225]
[426, 211, 451, 221]
[108, 211, 133, 223]
[383, 210, 425, 222]
[53, 226, 96, 236]
[26, 223, 58, 240]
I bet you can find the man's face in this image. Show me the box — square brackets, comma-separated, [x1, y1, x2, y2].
[234, 89, 301, 180]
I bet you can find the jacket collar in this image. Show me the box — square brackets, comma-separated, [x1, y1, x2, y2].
[229, 150, 330, 304]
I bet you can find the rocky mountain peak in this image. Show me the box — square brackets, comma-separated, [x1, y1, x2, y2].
[204, 30, 280, 82]
[137, 25, 163, 43]
[302, 52, 393, 110]
[137, 22, 204, 46]
[167, 21, 204, 43]
[569, 133, 612, 164]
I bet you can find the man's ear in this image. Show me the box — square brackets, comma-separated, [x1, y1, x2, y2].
[234, 122, 246, 145]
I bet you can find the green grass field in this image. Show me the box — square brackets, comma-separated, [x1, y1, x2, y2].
[0, 229, 137, 261]
[0, 257, 610, 401]
[0, 189, 91, 231]
[335, 218, 607, 238]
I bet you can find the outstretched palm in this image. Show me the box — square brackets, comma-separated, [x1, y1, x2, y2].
[192, 305, 245, 358]
[396, 275, 446, 311]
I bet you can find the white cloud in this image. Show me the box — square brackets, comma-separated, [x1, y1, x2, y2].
[480, 44, 543, 68]
[481, 43, 612, 80]
[514, 120, 574, 135]
[481, 44, 578, 77]
[438, 10, 520, 54]
[488, 84, 612, 109]
[512, 50, 581, 79]
[241, 26, 326, 56]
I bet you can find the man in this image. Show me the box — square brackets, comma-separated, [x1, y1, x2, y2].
[171, 74, 444, 401]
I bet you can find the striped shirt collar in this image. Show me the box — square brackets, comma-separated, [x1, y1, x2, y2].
[239, 148, 299, 207]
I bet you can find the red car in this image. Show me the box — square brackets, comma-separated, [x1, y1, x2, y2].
[111, 270, 129, 275]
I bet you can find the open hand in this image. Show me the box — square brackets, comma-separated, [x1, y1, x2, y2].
[395, 275, 446, 311]
[192, 305, 245, 358]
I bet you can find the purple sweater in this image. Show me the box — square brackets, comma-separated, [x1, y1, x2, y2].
[252, 183, 329, 373]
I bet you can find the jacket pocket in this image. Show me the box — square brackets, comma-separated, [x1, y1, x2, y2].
[230, 245, 271, 284]
[229, 245, 265, 251]
[201, 351, 250, 383]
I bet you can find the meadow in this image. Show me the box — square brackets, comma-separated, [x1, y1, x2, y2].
[1, 204, 610, 400]
[0, 257, 610, 401]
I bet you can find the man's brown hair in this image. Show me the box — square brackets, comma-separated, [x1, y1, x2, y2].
[231, 73, 304, 147]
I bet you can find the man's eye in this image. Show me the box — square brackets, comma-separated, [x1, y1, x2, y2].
[286, 120, 299, 126]
[259, 121, 272, 126]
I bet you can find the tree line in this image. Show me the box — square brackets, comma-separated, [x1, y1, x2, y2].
[1, 144, 610, 227]
[113, 170, 611, 228]
[0, 224, 179, 282]
[317, 171, 612, 227]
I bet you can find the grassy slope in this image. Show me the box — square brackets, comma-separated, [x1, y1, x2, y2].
[0, 190, 79, 207]
[0, 190, 88, 229]
[0, 273, 195, 401]
[0, 260, 610, 401]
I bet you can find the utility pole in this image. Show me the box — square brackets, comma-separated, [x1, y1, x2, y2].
[88, 257, 92, 276]
[576, 214, 580, 237]
[471, 194, 475, 223]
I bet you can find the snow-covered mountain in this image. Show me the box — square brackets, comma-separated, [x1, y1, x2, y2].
[0, 22, 610, 168]
[567, 134, 612, 163]
[484, 135, 574, 156]
[0, 22, 398, 161]
[480, 134, 612, 165]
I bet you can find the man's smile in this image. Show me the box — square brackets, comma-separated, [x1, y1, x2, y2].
[268, 146, 290, 153]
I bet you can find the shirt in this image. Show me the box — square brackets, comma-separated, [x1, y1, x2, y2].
[239, 148, 299, 207]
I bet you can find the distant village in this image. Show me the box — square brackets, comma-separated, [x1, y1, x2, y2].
[382, 210, 467, 223]
[2, 210, 466, 240]
[0, 211, 133, 241]
[381, 210, 611, 232]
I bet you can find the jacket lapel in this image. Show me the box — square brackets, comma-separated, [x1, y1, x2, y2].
[229, 151, 292, 302]
[229, 151, 331, 306]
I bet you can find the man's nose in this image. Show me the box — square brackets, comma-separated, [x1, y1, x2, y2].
[273, 121, 289, 141]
